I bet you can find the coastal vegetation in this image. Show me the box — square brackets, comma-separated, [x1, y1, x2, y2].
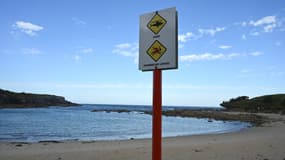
[0, 89, 78, 108]
[221, 94, 285, 113]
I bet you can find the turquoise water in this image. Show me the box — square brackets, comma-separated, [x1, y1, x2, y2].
[0, 104, 250, 142]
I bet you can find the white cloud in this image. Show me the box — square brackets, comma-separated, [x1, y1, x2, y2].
[228, 53, 240, 58]
[219, 45, 232, 49]
[180, 53, 224, 62]
[249, 16, 276, 26]
[271, 71, 285, 77]
[13, 21, 43, 36]
[115, 43, 132, 49]
[70, 48, 94, 62]
[242, 34, 247, 40]
[73, 55, 81, 61]
[268, 65, 284, 77]
[241, 69, 253, 74]
[198, 27, 225, 36]
[22, 48, 42, 55]
[180, 51, 262, 63]
[249, 51, 263, 56]
[275, 41, 282, 46]
[81, 48, 93, 53]
[249, 16, 277, 33]
[235, 21, 247, 27]
[72, 17, 86, 25]
[180, 52, 239, 62]
[178, 44, 185, 49]
[177, 26, 225, 44]
[238, 69, 255, 78]
[250, 31, 260, 36]
[264, 23, 276, 32]
[112, 43, 138, 63]
[178, 32, 194, 42]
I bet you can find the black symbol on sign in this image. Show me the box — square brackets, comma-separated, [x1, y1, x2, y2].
[151, 46, 162, 55]
[150, 20, 164, 28]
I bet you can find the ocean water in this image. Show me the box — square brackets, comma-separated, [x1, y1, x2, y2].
[0, 104, 250, 142]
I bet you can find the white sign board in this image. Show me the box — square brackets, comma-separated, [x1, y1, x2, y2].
[139, 7, 178, 71]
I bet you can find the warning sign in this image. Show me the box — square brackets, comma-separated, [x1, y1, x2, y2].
[139, 7, 177, 71]
[147, 13, 167, 34]
[147, 40, 167, 62]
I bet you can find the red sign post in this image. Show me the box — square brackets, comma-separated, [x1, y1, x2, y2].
[139, 7, 177, 160]
[152, 69, 162, 160]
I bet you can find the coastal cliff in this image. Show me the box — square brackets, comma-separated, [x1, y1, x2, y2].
[0, 89, 78, 108]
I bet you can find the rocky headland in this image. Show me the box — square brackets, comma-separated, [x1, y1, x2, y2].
[221, 94, 285, 113]
[0, 89, 78, 108]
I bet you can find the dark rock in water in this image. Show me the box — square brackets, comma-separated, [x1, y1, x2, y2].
[145, 109, 268, 126]
[15, 144, 23, 147]
[39, 140, 61, 143]
[192, 148, 203, 152]
[91, 108, 268, 126]
[208, 119, 213, 122]
[0, 88, 79, 108]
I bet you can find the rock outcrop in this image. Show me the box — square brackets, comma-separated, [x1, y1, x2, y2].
[0, 89, 78, 108]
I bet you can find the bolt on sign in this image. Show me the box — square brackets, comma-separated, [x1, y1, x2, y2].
[139, 7, 178, 71]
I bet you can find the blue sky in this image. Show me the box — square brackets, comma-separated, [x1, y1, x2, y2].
[0, 0, 285, 107]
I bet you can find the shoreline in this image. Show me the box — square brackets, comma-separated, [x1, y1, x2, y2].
[1, 113, 285, 160]
[0, 125, 250, 144]
[0, 127, 250, 145]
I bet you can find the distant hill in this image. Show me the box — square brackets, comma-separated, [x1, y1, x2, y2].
[220, 94, 285, 113]
[0, 89, 78, 108]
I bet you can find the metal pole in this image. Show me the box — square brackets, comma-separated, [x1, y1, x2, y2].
[152, 69, 162, 160]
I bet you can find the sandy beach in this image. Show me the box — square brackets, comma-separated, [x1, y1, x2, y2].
[1, 113, 285, 160]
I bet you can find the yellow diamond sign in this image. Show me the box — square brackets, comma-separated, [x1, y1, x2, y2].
[147, 40, 167, 62]
[147, 13, 167, 34]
